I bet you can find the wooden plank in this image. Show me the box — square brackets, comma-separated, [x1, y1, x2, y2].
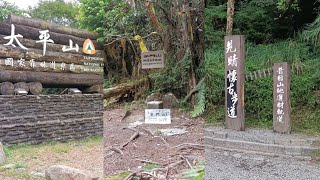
[0, 44, 105, 66]
[273, 62, 291, 133]
[7, 15, 99, 40]
[0, 70, 103, 87]
[0, 35, 105, 56]
[0, 23, 103, 49]
[0, 58, 104, 75]
[225, 35, 245, 131]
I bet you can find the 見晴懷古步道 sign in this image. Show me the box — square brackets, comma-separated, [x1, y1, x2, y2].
[225, 35, 245, 131]
[141, 50, 164, 69]
[145, 109, 171, 124]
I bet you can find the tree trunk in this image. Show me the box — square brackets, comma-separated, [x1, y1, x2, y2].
[0, 82, 14, 95]
[82, 84, 103, 94]
[0, 23, 103, 49]
[0, 70, 103, 87]
[0, 45, 105, 66]
[7, 15, 99, 40]
[103, 78, 147, 98]
[14, 82, 29, 92]
[27, 82, 43, 95]
[226, 0, 235, 35]
[0, 59, 104, 75]
[0, 35, 105, 56]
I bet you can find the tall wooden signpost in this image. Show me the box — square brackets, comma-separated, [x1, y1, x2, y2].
[273, 62, 291, 133]
[225, 35, 245, 131]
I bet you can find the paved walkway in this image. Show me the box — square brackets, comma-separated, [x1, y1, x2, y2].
[205, 126, 320, 180]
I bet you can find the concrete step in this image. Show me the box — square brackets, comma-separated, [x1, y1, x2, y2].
[205, 127, 320, 159]
[205, 127, 320, 148]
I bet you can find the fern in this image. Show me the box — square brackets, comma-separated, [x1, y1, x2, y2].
[191, 81, 206, 118]
[301, 15, 320, 49]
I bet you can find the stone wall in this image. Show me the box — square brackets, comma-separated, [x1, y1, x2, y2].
[0, 94, 103, 144]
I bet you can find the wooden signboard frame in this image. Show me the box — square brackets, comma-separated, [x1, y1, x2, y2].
[224, 35, 245, 131]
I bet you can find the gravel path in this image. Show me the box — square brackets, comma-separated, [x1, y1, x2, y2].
[205, 149, 320, 180]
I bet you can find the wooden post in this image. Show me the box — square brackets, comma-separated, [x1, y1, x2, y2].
[273, 62, 291, 133]
[225, 35, 245, 131]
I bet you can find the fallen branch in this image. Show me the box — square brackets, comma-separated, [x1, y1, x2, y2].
[109, 147, 124, 155]
[172, 143, 205, 150]
[135, 159, 161, 165]
[179, 155, 193, 169]
[183, 77, 205, 102]
[106, 132, 140, 157]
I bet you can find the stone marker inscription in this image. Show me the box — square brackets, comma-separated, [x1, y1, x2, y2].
[273, 62, 291, 133]
[225, 35, 245, 131]
[145, 109, 171, 124]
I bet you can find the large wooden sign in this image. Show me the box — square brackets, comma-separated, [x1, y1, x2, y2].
[0, 15, 105, 89]
[225, 35, 245, 131]
[141, 50, 164, 69]
[273, 62, 291, 133]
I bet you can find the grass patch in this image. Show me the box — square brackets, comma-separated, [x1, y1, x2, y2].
[0, 136, 102, 179]
[143, 162, 161, 170]
[105, 171, 130, 180]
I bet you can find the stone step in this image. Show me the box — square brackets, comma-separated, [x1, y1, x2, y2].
[205, 136, 319, 159]
[205, 127, 320, 148]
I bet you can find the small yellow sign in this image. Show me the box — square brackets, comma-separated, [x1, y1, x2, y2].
[83, 39, 96, 55]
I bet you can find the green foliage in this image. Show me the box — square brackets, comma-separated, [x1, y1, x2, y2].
[28, 0, 79, 27]
[191, 81, 206, 118]
[180, 163, 205, 180]
[205, 40, 318, 126]
[301, 15, 320, 49]
[78, 0, 151, 41]
[151, 50, 192, 97]
[0, 0, 25, 21]
[204, 4, 226, 47]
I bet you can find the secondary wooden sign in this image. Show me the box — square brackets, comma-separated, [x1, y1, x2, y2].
[145, 109, 171, 124]
[141, 50, 164, 69]
[225, 35, 245, 131]
[273, 62, 291, 133]
[0, 15, 105, 90]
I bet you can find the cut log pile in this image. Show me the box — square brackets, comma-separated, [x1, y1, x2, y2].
[0, 15, 106, 95]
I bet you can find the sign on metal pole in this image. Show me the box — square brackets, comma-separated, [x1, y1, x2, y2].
[273, 62, 291, 133]
[141, 50, 164, 69]
[224, 35, 245, 131]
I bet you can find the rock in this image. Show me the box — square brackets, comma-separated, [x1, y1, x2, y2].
[147, 101, 163, 109]
[31, 171, 46, 178]
[232, 153, 242, 159]
[0, 142, 5, 163]
[1, 164, 14, 169]
[160, 128, 187, 136]
[162, 93, 179, 108]
[45, 165, 96, 180]
[146, 92, 162, 103]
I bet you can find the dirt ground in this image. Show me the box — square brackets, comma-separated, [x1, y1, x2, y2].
[103, 106, 205, 179]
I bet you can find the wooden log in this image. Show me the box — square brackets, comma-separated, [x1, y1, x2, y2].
[7, 15, 99, 40]
[0, 23, 103, 49]
[103, 78, 148, 98]
[0, 82, 14, 95]
[27, 82, 43, 95]
[0, 70, 103, 87]
[82, 84, 103, 94]
[0, 44, 105, 66]
[14, 82, 29, 92]
[0, 59, 104, 75]
[0, 35, 105, 56]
